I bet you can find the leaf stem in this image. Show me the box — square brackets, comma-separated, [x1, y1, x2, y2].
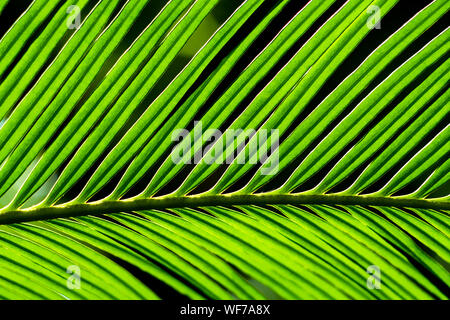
[0, 194, 448, 225]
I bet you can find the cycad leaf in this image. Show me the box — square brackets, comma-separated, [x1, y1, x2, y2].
[0, 0, 448, 300]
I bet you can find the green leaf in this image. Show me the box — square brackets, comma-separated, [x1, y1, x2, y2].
[0, 0, 448, 300]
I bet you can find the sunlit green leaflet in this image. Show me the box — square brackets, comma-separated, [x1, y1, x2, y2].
[0, 0, 145, 202]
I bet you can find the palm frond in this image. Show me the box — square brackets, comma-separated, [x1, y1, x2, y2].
[0, 0, 448, 299]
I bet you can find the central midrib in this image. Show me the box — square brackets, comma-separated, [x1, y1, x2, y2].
[0, 194, 448, 225]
